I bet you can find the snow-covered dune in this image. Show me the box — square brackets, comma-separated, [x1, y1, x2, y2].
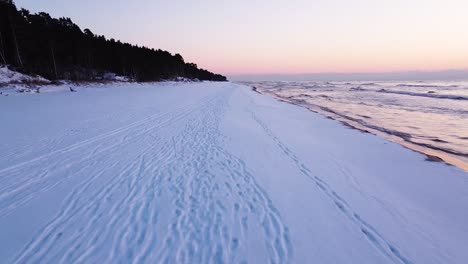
[0, 66, 50, 86]
[0, 82, 467, 263]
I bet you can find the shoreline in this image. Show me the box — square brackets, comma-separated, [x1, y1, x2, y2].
[2, 82, 468, 262]
[3, 79, 466, 172]
[252, 86, 468, 172]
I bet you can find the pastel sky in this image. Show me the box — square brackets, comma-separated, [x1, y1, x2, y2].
[14, 0, 468, 76]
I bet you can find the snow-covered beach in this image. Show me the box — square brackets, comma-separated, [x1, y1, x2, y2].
[1, 82, 467, 263]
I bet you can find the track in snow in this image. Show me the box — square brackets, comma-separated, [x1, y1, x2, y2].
[1, 85, 291, 263]
[2, 82, 467, 264]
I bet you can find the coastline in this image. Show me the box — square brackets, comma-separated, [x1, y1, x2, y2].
[251, 86, 468, 172]
[1, 82, 467, 263]
[3, 77, 465, 172]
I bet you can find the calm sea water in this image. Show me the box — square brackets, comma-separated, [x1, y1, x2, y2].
[242, 80, 468, 170]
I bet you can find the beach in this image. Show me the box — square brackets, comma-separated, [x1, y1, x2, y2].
[1, 82, 467, 263]
[244, 80, 468, 171]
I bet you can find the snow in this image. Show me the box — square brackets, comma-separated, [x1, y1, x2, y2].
[0, 82, 467, 263]
[0, 65, 50, 85]
[0, 66, 133, 95]
[101, 72, 130, 82]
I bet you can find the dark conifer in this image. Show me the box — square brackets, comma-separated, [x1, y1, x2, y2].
[0, 1, 227, 82]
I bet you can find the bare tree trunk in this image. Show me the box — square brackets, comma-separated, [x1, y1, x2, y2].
[131, 65, 136, 81]
[8, 12, 23, 67]
[0, 32, 6, 64]
[50, 44, 58, 79]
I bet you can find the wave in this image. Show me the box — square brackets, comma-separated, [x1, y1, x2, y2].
[349, 87, 367, 91]
[304, 85, 336, 89]
[302, 100, 468, 158]
[377, 89, 468, 101]
[396, 84, 459, 88]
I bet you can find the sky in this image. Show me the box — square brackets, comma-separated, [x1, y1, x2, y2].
[14, 0, 468, 78]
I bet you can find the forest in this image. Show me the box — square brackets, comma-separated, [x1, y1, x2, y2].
[0, 0, 227, 82]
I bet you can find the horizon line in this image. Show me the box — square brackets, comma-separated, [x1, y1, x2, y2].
[229, 69, 468, 81]
[229, 68, 468, 76]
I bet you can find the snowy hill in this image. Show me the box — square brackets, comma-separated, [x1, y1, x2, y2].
[0, 65, 50, 86]
[0, 82, 467, 263]
[0, 66, 135, 94]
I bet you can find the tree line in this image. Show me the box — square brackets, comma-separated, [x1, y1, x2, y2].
[0, 0, 227, 82]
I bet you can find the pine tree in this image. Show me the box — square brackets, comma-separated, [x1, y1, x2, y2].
[0, 1, 227, 81]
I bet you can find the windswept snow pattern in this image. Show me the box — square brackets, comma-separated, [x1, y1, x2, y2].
[1, 82, 467, 263]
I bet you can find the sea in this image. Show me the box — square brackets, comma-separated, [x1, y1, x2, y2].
[241, 80, 468, 171]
